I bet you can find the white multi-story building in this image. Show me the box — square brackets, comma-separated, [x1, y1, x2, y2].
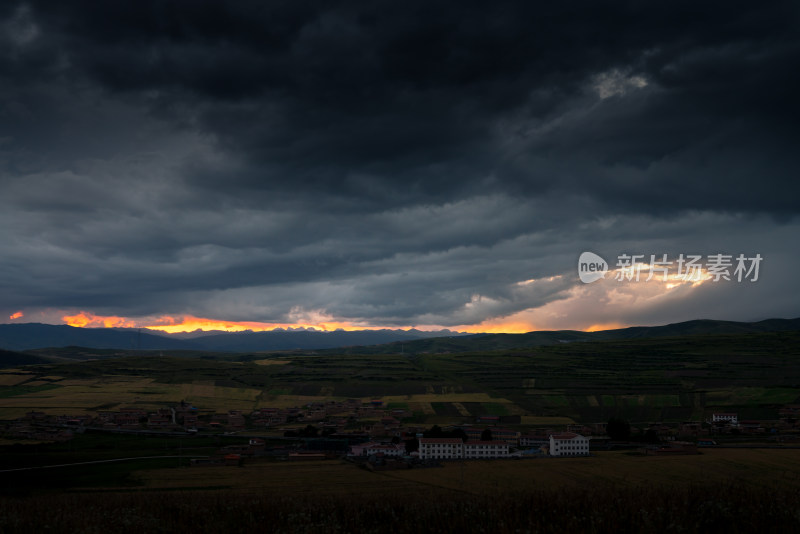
[418, 438, 463, 459]
[463, 440, 510, 459]
[418, 438, 510, 459]
[711, 413, 738, 425]
[549, 432, 590, 457]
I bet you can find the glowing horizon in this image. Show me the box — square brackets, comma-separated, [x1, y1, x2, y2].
[9, 264, 720, 335]
[57, 311, 511, 334]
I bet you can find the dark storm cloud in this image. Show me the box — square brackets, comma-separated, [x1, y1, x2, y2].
[9, 1, 797, 209]
[1, 1, 798, 327]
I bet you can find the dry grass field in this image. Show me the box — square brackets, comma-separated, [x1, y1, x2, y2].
[133, 459, 440, 496]
[382, 449, 800, 494]
[252, 359, 292, 366]
[0, 373, 35, 386]
[129, 449, 800, 497]
[0, 375, 263, 418]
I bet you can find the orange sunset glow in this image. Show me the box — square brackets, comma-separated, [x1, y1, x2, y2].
[143, 316, 377, 334]
[55, 311, 541, 334]
[62, 312, 137, 329]
[49, 265, 717, 335]
[59, 312, 438, 334]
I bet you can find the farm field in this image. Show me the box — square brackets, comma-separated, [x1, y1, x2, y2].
[415, 331, 800, 422]
[135, 459, 431, 495]
[0, 375, 263, 419]
[128, 449, 800, 495]
[0, 371, 526, 419]
[4, 434, 800, 533]
[1, 331, 799, 423]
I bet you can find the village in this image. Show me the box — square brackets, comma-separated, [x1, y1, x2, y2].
[5, 399, 800, 470]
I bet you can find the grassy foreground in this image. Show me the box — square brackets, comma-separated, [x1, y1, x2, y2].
[3, 450, 800, 532]
[129, 449, 800, 494]
[1, 484, 798, 533]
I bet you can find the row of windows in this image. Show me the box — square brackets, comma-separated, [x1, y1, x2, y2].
[423, 443, 506, 449]
[422, 447, 507, 450]
[424, 453, 508, 459]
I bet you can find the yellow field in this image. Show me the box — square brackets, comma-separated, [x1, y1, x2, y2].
[132, 449, 800, 496]
[409, 402, 436, 414]
[0, 373, 34, 386]
[252, 359, 291, 366]
[0, 376, 264, 416]
[452, 402, 472, 416]
[169, 381, 261, 411]
[0, 378, 177, 414]
[0, 381, 532, 417]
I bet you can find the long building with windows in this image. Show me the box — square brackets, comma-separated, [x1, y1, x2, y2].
[548, 432, 590, 457]
[463, 440, 510, 459]
[418, 438, 510, 460]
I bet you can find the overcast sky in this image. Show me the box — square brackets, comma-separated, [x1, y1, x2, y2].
[1, 1, 798, 332]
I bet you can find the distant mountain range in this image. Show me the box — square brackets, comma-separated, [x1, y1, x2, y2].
[0, 319, 798, 365]
[0, 323, 467, 353]
[319, 318, 800, 355]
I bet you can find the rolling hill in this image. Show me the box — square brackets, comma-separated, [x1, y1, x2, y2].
[319, 318, 800, 354]
[0, 348, 51, 368]
[0, 323, 464, 353]
[1, 318, 798, 356]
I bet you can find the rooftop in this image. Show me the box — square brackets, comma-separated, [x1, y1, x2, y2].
[419, 438, 464, 444]
[550, 432, 582, 440]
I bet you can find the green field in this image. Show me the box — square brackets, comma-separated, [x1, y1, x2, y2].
[1, 331, 799, 423]
[2, 332, 800, 532]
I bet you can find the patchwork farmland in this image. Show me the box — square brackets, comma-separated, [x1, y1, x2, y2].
[0, 331, 799, 423]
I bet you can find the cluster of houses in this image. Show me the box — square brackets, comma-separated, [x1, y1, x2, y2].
[173, 408, 800, 467]
[7, 398, 800, 460]
[2, 411, 75, 442]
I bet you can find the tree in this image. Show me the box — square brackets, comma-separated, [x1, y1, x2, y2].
[301, 424, 319, 437]
[606, 417, 631, 440]
[424, 425, 444, 438]
[453, 428, 468, 442]
[480, 428, 493, 441]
